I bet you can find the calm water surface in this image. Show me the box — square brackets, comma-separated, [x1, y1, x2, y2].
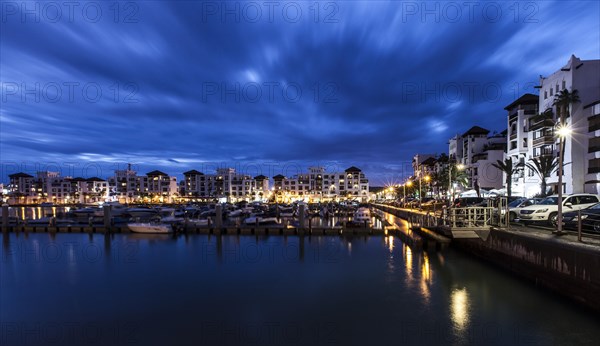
[1, 230, 599, 346]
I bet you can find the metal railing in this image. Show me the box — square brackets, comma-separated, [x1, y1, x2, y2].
[446, 207, 495, 229]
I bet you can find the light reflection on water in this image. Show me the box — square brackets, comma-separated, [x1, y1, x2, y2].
[1, 231, 599, 346]
[451, 287, 471, 333]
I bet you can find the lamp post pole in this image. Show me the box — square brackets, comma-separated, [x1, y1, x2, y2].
[418, 166, 423, 209]
[556, 134, 565, 234]
[555, 114, 571, 234]
[448, 163, 452, 208]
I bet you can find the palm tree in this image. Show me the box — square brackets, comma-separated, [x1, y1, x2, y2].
[526, 156, 558, 197]
[553, 89, 580, 124]
[492, 158, 522, 198]
[553, 89, 580, 167]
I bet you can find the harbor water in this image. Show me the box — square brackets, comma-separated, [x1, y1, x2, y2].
[1, 230, 599, 346]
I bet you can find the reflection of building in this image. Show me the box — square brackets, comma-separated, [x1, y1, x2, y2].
[273, 166, 369, 202]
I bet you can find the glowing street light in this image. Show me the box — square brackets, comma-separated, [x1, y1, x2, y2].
[404, 180, 413, 208]
[448, 162, 465, 207]
[556, 125, 572, 138]
[418, 170, 430, 209]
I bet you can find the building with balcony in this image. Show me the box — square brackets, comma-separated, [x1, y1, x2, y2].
[273, 166, 369, 202]
[585, 101, 600, 193]
[181, 168, 270, 202]
[447, 126, 506, 192]
[7, 172, 36, 203]
[505, 93, 542, 197]
[412, 154, 436, 180]
[537, 55, 600, 194]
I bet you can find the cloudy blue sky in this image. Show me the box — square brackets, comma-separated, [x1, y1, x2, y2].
[1, 0, 599, 185]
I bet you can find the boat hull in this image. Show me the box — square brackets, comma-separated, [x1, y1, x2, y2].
[128, 223, 173, 234]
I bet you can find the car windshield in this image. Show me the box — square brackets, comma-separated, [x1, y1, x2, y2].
[539, 197, 559, 205]
[508, 199, 525, 207]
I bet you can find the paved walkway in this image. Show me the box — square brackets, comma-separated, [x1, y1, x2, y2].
[498, 223, 600, 251]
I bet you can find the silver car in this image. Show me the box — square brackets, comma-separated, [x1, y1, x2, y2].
[507, 198, 542, 222]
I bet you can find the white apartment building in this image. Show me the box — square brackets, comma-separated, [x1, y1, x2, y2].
[412, 154, 436, 179]
[505, 93, 541, 197]
[7, 172, 36, 203]
[6, 171, 109, 204]
[448, 126, 505, 191]
[182, 168, 270, 202]
[140, 170, 179, 202]
[109, 164, 139, 202]
[273, 166, 369, 202]
[585, 102, 600, 193]
[537, 55, 600, 194]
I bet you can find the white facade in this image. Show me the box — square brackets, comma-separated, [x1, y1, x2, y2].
[412, 154, 436, 179]
[182, 168, 270, 201]
[449, 126, 505, 191]
[471, 133, 506, 190]
[274, 166, 369, 202]
[585, 102, 600, 194]
[505, 93, 542, 197]
[537, 55, 600, 194]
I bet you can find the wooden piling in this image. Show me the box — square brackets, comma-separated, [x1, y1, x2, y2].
[103, 205, 112, 232]
[1, 204, 8, 231]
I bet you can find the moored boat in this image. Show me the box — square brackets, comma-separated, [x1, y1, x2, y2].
[243, 216, 279, 225]
[353, 207, 371, 223]
[128, 223, 173, 234]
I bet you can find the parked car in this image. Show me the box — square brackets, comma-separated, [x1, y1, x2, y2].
[503, 198, 543, 222]
[562, 202, 600, 233]
[518, 194, 600, 225]
[452, 197, 486, 208]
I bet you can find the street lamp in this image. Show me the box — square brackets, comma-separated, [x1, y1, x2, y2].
[419, 173, 430, 209]
[555, 124, 571, 234]
[404, 180, 413, 208]
[448, 162, 465, 207]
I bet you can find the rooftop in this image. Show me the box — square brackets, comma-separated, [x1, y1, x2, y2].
[146, 170, 169, 176]
[183, 170, 204, 175]
[8, 172, 34, 179]
[504, 93, 539, 111]
[462, 126, 490, 137]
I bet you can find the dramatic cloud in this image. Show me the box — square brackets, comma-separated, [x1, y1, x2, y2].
[1, 1, 599, 184]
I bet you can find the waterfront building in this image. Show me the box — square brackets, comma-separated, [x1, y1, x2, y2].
[7, 172, 36, 203]
[73, 177, 109, 204]
[585, 101, 600, 193]
[108, 164, 139, 203]
[502, 55, 600, 197]
[505, 93, 541, 197]
[273, 166, 369, 202]
[536, 55, 600, 195]
[412, 154, 436, 179]
[182, 168, 270, 202]
[141, 170, 178, 203]
[447, 126, 506, 192]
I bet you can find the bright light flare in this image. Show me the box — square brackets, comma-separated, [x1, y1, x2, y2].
[556, 125, 572, 138]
